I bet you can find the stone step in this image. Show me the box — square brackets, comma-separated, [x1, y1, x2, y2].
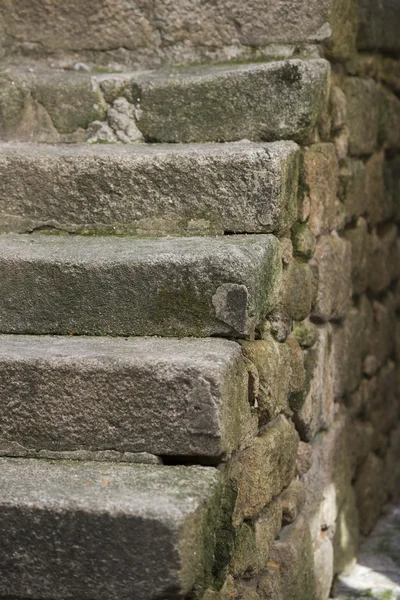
[0, 0, 355, 66]
[0, 233, 281, 338]
[0, 141, 300, 236]
[0, 335, 254, 459]
[0, 457, 222, 600]
[0, 59, 329, 144]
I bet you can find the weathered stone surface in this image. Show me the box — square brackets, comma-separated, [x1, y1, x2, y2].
[241, 337, 292, 424]
[365, 150, 393, 226]
[296, 441, 314, 476]
[364, 295, 396, 376]
[231, 500, 282, 577]
[0, 68, 107, 142]
[342, 77, 379, 156]
[344, 218, 369, 296]
[0, 234, 282, 338]
[367, 225, 399, 294]
[291, 223, 316, 259]
[332, 296, 373, 398]
[379, 87, 400, 151]
[0, 1, 357, 67]
[358, 0, 400, 52]
[355, 453, 387, 536]
[232, 416, 299, 523]
[0, 141, 300, 236]
[311, 234, 352, 322]
[278, 259, 315, 322]
[0, 335, 255, 459]
[132, 60, 329, 144]
[293, 319, 318, 349]
[269, 516, 317, 600]
[385, 156, 400, 224]
[364, 361, 399, 440]
[339, 159, 367, 223]
[0, 458, 222, 600]
[333, 487, 359, 575]
[279, 480, 307, 525]
[313, 535, 334, 600]
[294, 325, 334, 441]
[302, 143, 339, 236]
[258, 565, 283, 600]
[302, 413, 353, 542]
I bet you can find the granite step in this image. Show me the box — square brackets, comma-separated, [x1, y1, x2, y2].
[0, 457, 222, 600]
[0, 59, 329, 144]
[0, 335, 254, 459]
[0, 233, 281, 338]
[0, 141, 300, 236]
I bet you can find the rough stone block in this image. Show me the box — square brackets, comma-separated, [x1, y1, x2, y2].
[268, 516, 317, 600]
[364, 361, 399, 439]
[0, 141, 300, 236]
[311, 234, 352, 322]
[302, 413, 353, 542]
[339, 158, 367, 223]
[333, 487, 359, 575]
[0, 335, 255, 459]
[0, 1, 356, 66]
[279, 480, 307, 525]
[296, 441, 314, 476]
[232, 416, 299, 523]
[313, 535, 334, 600]
[358, 0, 400, 52]
[240, 337, 292, 424]
[342, 77, 379, 156]
[133, 60, 330, 144]
[302, 143, 339, 236]
[0, 68, 107, 142]
[385, 156, 400, 224]
[0, 233, 281, 338]
[291, 223, 316, 260]
[367, 224, 399, 294]
[294, 325, 334, 441]
[344, 217, 369, 296]
[0, 458, 222, 600]
[379, 86, 400, 151]
[278, 259, 315, 322]
[365, 150, 393, 226]
[231, 500, 282, 578]
[355, 453, 387, 536]
[364, 295, 396, 376]
[332, 296, 373, 398]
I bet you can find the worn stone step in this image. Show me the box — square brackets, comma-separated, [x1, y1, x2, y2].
[0, 0, 356, 66]
[0, 60, 329, 145]
[0, 141, 300, 235]
[131, 59, 329, 144]
[0, 234, 281, 338]
[0, 457, 221, 600]
[0, 335, 254, 459]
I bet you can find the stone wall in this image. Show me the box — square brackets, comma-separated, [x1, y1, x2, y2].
[0, 1, 399, 600]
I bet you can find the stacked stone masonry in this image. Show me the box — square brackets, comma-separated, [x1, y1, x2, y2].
[0, 1, 399, 599]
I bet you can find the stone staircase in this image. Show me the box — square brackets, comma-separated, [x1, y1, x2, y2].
[0, 55, 330, 600]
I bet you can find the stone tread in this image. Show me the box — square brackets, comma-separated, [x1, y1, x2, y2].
[0, 335, 253, 458]
[0, 59, 329, 143]
[0, 140, 300, 235]
[0, 457, 222, 600]
[0, 233, 282, 338]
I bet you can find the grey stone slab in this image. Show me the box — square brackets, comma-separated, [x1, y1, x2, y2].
[0, 335, 254, 458]
[0, 233, 281, 338]
[132, 60, 330, 144]
[0, 0, 357, 66]
[0, 457, 222, 600]
[0, 141, 300, 235]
